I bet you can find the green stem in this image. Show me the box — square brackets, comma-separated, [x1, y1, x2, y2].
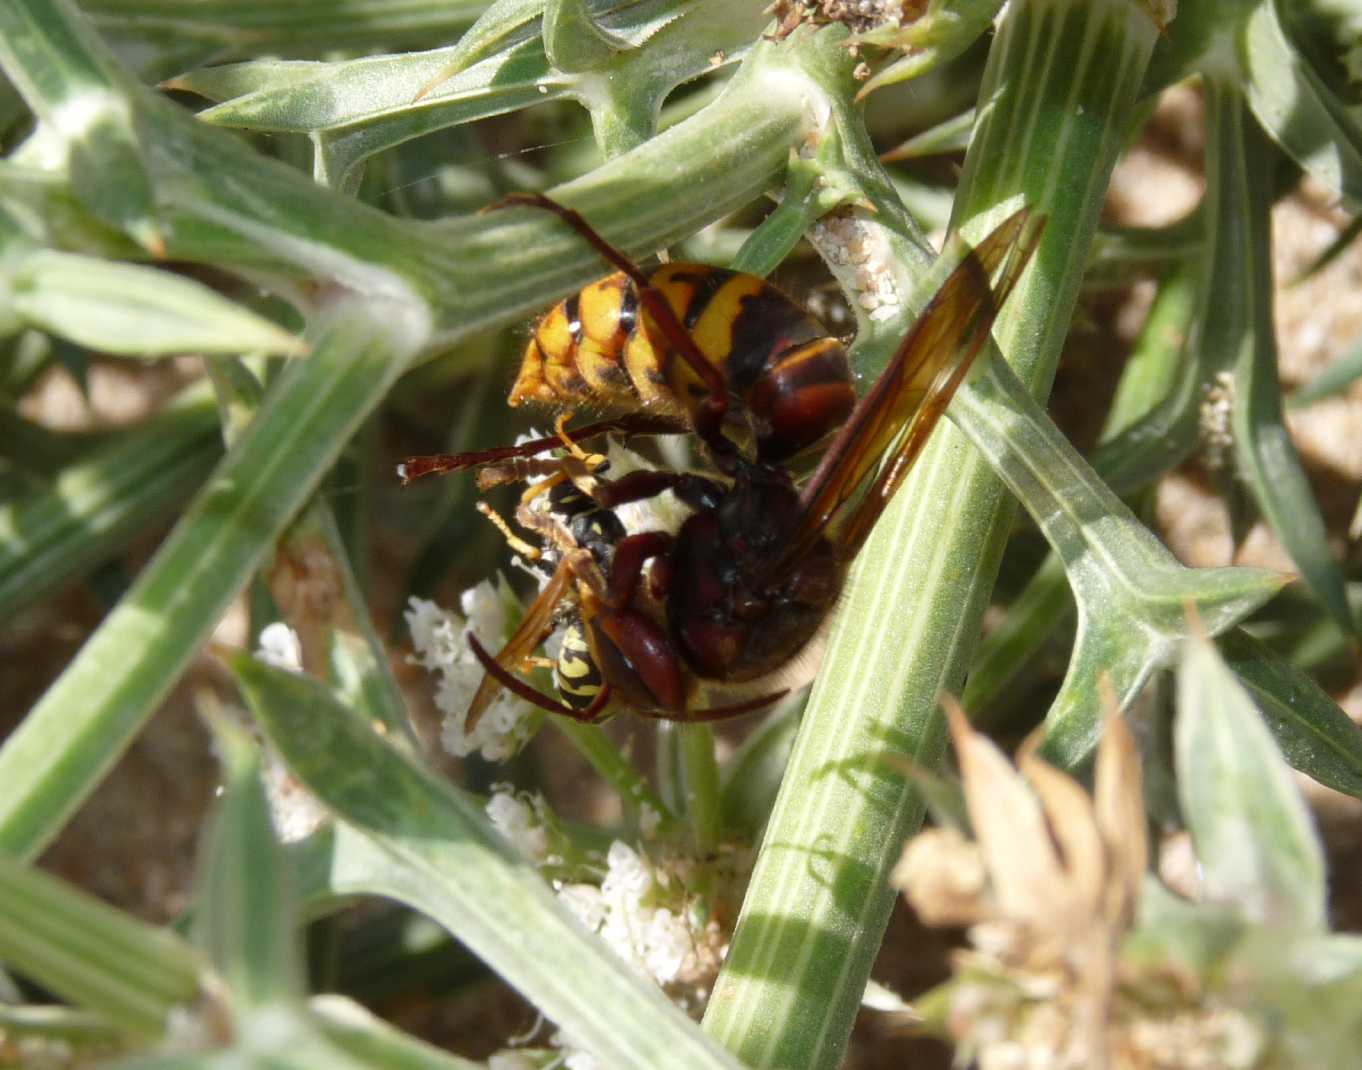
[555, 721, 681, 840]
[0, 385, 221, 619]
[703, 4, 1158, 1067]
[0, 300, 425, 860]
[0, 855, 204, 1038]
[681, 724, 720, 856]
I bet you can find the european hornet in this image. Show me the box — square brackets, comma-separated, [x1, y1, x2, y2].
[401, 194, 1044, 727]
[505, 218, 857, 465]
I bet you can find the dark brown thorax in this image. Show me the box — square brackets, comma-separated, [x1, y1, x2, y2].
[667, 459, 841, 683]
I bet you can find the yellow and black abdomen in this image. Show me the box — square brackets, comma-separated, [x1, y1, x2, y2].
[510, 265, 855, 461]
[554, 619, 606, 712]
[511, 272, 644, 410]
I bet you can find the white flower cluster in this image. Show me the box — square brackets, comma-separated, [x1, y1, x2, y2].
[555, 842, 720, 999]
[528, 841, 730, 1070]
[484, 829, 737, 1068]
[405, 580, 534, 762]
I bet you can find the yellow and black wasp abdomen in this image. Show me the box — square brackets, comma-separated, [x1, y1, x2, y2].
[510, 265, 856, 462]
[553, 619, 606, 712]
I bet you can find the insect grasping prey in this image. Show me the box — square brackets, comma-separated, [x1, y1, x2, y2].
[401, 195, 1044, 728]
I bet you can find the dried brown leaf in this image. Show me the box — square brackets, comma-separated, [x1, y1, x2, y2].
[1018, 746, 1106, 919]
[1094, 709, 1148, 926]
[892, 826, 989, 927]
[945, 698, 1067, 927]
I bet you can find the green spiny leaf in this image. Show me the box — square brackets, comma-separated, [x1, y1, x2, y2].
[1177, 630, 1327, 930]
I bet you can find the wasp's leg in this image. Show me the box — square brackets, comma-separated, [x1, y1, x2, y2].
[496, 192, 737, 466]
[604, 531, 673, 609]
[552, 412, 607, 470]
[476, 501, 543, 560]
[591, 469, 726, 512]
[591, 605, 686, 713]
[683, 689, 789, 723]
[466, 632, 612, 723]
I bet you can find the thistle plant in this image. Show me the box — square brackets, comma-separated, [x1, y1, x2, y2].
[898, 634, 1362, 1070]
[0, 1, 1360, 1069]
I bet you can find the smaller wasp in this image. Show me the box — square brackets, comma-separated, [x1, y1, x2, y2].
[403, 196, 1044, 727]
[484, 444, 630, 718]
[448, 424, 766, 727]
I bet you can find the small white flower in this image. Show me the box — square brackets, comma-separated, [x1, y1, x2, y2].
[638, 803, 663, 838]
[255, 622, 303, 672]
[261, 750, 329, 843]
[460, 582, 509, 647]
[405, 584, 535, 762]
[440, 689, 534, 762]
[601, 841, 654, 902]
[404, 598, 462, 669]
[640, 907, 692, 983]
[486, 789, 549, 862]
[557, 883, 608, 931]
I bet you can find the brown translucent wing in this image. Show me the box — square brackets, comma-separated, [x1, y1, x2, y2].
[771, 207, 1045, 576]
[465, 559, 576, 731]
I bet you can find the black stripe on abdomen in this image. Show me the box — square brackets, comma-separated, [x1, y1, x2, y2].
[673, 268, 737, 330]
[564, 292, 583, 344]
[726, 289, 822, 392]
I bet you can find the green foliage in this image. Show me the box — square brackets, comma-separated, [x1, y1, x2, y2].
[1, 1, 1359, 1067]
